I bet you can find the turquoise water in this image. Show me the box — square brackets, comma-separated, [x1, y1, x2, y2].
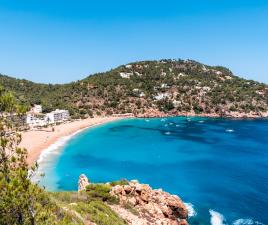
[38, 117, 268, 225]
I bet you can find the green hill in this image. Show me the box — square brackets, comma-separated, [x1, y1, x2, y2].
[1, 59, 267, 118]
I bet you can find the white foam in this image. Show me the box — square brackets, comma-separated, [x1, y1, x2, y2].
[255, 222, 265, 225]
[226, 129, 234, 133]
[199, 120, 205, 123]
[176, 124, 180, 127]
[33, 128, 86, 181]
[209, 210, 226, 225]
[37, 136, 70, 164]
[185, 202, 197, 217]
[233, 219, 254, 225]
[38, 129, 83, 163]
[165, 131, 171, 135]
[233, 219, 264, 225]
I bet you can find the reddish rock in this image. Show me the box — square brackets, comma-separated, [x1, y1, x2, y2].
[110, 180, 189, 225]
[178, 219, 189, 225]
[124, 185, 132, 194]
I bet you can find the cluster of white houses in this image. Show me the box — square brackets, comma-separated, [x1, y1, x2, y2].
[26, 105, 70, 128]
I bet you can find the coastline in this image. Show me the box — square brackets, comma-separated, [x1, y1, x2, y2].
[20, 116, 125, 166]
[135, 110, 268, 119]
[20, 111, 268, 166]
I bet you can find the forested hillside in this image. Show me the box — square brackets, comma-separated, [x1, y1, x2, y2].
[1, 59, 268, 118]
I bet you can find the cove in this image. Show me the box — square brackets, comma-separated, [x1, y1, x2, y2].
[36, 117, 268, 225]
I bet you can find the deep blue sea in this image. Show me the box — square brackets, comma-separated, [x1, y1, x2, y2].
[37, 117, 268, 225]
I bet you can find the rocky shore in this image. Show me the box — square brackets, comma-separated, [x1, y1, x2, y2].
[110, 180, 188, 225]
[135, 108, 268, 119]
[78, 175, 189, 225]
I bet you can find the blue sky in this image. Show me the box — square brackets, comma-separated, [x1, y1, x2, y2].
[0, 0, 267, 84]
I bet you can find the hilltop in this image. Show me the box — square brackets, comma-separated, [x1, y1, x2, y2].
[1, 59, 268, 118]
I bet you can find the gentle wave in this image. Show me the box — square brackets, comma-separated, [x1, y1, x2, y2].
[185, 202, 197, 217]
[37, 136, 71, 164]
[233, 219, 254, 225]
[209, 210, 226, 225]
[226, 129, 234, 133]
[32, 128, 86, 182]
[233, 219, 264, 225]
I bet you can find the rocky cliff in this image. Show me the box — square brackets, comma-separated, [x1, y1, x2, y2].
[78, 175, 189, 225]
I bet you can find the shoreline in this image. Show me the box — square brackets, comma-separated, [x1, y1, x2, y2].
[135, 111, 268, 119]
[20, 112, 268, 166]
[20, 117, 125, 166]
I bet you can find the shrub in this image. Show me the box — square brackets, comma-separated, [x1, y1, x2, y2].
[110, 179, 129, 187]
[86, 184, 119, 204]
[71, 201, 127, 225]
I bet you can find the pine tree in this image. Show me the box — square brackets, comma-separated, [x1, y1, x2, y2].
[0, 87, 40, 225]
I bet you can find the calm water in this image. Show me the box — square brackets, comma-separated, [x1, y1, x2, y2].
[37, 117, 268, 225]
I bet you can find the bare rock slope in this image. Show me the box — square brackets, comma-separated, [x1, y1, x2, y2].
[78, 175, 189, 225]
[109, 180, 188, 225]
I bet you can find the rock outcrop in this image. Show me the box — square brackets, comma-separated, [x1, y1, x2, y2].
[110, 180, 188, 225]
[78, 174, 90, 191]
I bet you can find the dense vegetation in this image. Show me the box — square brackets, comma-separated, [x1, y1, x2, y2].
[49, 182, 129, 225]
[1, 59, 268, 117]
[0, 87, 129, 225]
[0, 87, 85, 224]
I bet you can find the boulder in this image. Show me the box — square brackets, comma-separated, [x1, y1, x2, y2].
[78, 174, 90, 191]
[124, 185, 133, 194]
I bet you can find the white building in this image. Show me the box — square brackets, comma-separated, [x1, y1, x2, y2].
[26, 114, 34, 124]
[31, 104, 42, 114]
[125, 64, 132, 69]
[26, 114, 46, 127]
[119, 72, 133, 79]
[154, 93, 170, 100]
[45, 109, 70, 124]
[26, 107, 70, 128]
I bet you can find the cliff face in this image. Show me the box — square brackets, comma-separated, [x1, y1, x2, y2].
[109, 180, 188, 225]
[78, 175, 189, 225]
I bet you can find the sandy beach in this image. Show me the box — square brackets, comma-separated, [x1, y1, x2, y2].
[20, 117, 124, 165]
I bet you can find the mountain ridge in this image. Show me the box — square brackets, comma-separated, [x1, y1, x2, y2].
[1, 59, 268, 118]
